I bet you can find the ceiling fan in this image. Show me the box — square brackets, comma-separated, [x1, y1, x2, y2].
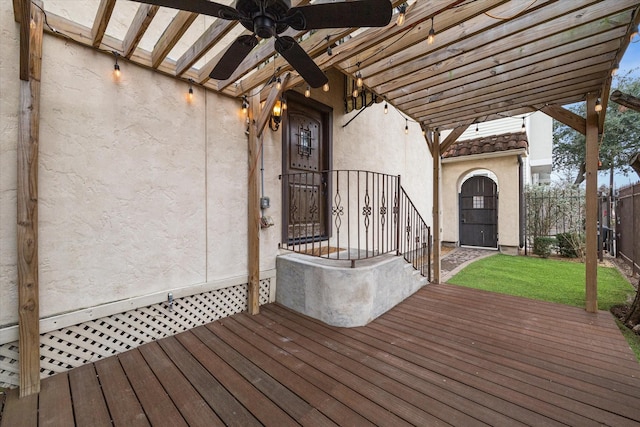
[135, 0, 392, 87]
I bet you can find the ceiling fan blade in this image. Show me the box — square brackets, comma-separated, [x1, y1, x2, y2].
[132, 0, 242, 20]
[209, 35, 258, 80]
[283, 0, 392, 31]
[275, 36, 328, 88]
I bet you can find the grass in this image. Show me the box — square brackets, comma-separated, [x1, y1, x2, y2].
[449, 254, 640, 361]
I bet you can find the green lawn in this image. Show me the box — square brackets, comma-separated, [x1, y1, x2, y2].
[448, 254, 640, 361]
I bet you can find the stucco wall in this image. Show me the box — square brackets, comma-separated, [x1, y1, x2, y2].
[441, 154, 523, 248]
[0, 8, 433, 327]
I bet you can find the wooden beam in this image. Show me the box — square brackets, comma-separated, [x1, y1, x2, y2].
[598, 76, 613, 134]
[151, 10, 197, 69]
[122, 4, 159, 59]
[610, 90, 640, 112]
[175, 18, 236, 76]
[432, 131, 441, 284]
[439, 121, 473, 153]
[247, 87, 262, 315]
[18, 1, 43, 397]
[585, 93, 599, 313]
[18, 0, 30, 81]
[91, 0, 116, 48]
[539, 104, 586, 135]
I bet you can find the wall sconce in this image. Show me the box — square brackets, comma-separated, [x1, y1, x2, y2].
[270, 99, 283, 131]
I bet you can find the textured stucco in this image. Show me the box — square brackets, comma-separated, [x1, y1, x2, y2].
[442, 155, 523, 248]
[0, 5, 434, 327]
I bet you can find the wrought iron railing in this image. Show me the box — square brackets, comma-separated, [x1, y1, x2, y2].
[280, 170, 431, 279]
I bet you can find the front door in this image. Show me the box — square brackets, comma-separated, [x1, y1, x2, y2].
[282, 92, 332, 243]
[459, 176, 498, 248]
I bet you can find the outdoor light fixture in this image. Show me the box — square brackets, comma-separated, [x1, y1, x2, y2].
[270, 99, 283, 131]
[305, 85, 311, 98]
[427, 17, 435, 45]
[521, 117, 526, 133]
[352, 87, 358, 98]
[276, 77, 282, 90]
[356, 71, 363, 88]
[112, 51, 121, 79]
[595, 99, 603, 112]
[242, 96, 249, 115]
[323, 82, 330, 92]
[384, 103, 388, 114]
[396, 3, 406, 26]
[405, 118, 409, 135]
[187, 79, 194, 102]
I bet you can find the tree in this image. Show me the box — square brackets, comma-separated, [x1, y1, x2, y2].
[553, 71, 640, 183]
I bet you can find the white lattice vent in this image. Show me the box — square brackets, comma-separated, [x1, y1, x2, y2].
[0, 279, 271, 389]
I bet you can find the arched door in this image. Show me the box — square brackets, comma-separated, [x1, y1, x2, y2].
[459, 176, 498, 248]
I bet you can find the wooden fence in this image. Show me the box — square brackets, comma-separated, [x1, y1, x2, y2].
[616, 182, 640, 275]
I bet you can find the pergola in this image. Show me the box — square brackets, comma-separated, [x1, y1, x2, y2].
[12, 0, 640, 396]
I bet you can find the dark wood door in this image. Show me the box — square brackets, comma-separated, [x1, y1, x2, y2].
[459, 176, 498, 248]
[282, 93, 332, 243]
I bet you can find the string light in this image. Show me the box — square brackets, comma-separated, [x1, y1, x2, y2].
[352, 87, 358, 98]
[187, 78, 194, 102]
[405, 118, 409, 134]
[241, 96, 248, 115]
[384, 103, 388, 114]
[112, 51, 121, 79]
[595, 99, 602, 112]
[475, 123, 479, 135]
[521, 117, 526, 133]
[611, 63, 619, 76]
[305, 85, 311, 98]
[281, 97, 287, 110]
[356, 71, 363, 88]
[396, 3, 406, 27]
[326, 35, 333, 56]
[276, 77, 282, 90]
[323, 82, 330, 92]
[631, 26, 638, 41]
[427, 17, 435, 45]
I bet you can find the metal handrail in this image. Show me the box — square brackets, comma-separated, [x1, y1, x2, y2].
[280, 170, 431, 279]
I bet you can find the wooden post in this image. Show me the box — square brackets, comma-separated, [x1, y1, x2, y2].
[247, 88, 261, 315]
[17, 1, 43, 397]
[585, 94, 599, 313]
[431, 130, 441, 284]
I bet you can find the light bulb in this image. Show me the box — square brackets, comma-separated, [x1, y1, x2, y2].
[356, 72, 363, 88]
[396, 4, 406, 26]
[611, 63, 619, 76]
[323, 82, 330, 92]
[427, 18, 435, 45]
[113, 63, 121, 79]
[305, 86, 311, 98]
[384, 103, 388, 114]
[475, 124, 479, 135]
[188, 87, 193, 102]
[281, 99, 287, 110]
[242, 96, 248, 115]
[327, 45, 333, 56]
[352, 88, 358, 98]
[405, 119, 409, 135]
[521, 119, 526, 133]
[276, 77, 282, 90]
[631, 27, 638, 40]
[595, 99, 603, 112]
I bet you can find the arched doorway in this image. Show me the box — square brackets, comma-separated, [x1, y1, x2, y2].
[459, 176, 498, 248]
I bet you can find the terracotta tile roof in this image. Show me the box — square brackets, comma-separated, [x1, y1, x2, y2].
[442, 132, 528, 159]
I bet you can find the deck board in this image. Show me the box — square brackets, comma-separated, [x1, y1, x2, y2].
[3, 284, 640, 427]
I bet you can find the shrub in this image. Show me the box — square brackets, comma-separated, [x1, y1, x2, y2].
[533, 236, 555, 258]
[556, 232, 584, 259]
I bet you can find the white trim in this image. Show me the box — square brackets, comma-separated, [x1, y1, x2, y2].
[0, 270, 276, 345]
[441, 148, 527, 164]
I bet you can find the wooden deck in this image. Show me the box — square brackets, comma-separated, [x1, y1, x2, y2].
[2, 284, 640, 426]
